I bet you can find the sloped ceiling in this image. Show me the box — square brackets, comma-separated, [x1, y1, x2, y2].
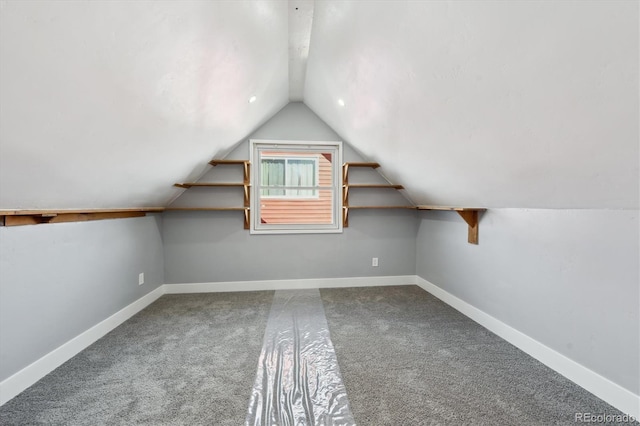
[305, 1, 638, 208]
[1, 1, 637, 210]
[0, 0, 289, 208]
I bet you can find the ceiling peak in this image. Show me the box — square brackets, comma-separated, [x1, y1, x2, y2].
[288, 0, 315, 101]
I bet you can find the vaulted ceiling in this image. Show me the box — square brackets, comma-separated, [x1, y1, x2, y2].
[1, 0, 637, 209]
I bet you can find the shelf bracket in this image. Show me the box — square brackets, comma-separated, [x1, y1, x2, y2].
[244, 185, 250, 207]
[417, 206, 486, 245]
[456, 210, 480, 244]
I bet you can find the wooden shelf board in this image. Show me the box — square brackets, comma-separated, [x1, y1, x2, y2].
[344, 184, 404, 189]
[344, 205, 416, 209]
[0, 209, 164, 227]
[343, 162, 380, 168]
[165, 207, 248, 211]
[209, 159, 249, 166]
[0, 208, 165, 216]
[174, 182, 246, 188]
[417, 205, 486, 212]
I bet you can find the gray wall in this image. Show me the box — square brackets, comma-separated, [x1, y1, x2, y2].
[164, 103, 417, 283]
[0, 215, 164, 382]
[416, 208, 639, 394]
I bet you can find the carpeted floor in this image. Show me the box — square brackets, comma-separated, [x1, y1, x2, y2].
[320, 285, 632, 425]
[0, 291, 274, 426]
[0, 285, 634, 425]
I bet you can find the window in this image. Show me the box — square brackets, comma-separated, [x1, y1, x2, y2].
[250, 140, 342, 234]
[260, 156, 318, 198]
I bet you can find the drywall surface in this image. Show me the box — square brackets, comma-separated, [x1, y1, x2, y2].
[0, 0, 288, 208]
[165, 103, 417, 283]
[0, 215, 164, 382]
[163, 208, 416, 283]
[416, 208, 639, 394]
[306, 0, 639, 208]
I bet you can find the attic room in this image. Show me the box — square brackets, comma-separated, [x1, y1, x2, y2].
[0, 0, 638, 424]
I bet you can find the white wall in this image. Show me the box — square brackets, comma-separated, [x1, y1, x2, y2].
[164, 103, 417, 284]
[0, 215, 164, 382]
[416, 208, 639, 396]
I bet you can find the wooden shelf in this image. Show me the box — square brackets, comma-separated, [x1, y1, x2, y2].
[165, 207, 248, 211]
[208, 159, 248, 166]
[209, 159, 251, 185]
[343, 184, 404, 189]
[417, 206, 486, 212]
[171, 159, 252, 229]
[417, 205, 487, 245]
[342, 162, 380, 185]
[343, 162, 380, 168]
[344, 205, 416, 209]
[0, 208, 164, 227]
[0, 208, 165, 215]
[342, 162, 412, 227]
[174, 182, 246, 188]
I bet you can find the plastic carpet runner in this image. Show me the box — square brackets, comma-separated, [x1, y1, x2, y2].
[246, 289, 355, 426]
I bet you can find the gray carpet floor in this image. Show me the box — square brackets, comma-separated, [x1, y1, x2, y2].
[0, 285, 634, 425]
[0, 291, 274, 425]
[320, 285, 633, 425]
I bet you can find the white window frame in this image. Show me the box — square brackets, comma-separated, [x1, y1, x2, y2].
[250, 139, 343, 234]
[260, 155, 320, 199]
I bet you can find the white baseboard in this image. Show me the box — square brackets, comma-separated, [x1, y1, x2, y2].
[163, 275, 417, 294]
[0, 275, 415, 407]
[0, 286, 165, 406]
[4, 275, 637, 420]
[415, 276, 640, 419]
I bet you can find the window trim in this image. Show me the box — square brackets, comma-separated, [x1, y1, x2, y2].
[250, 139, 343, 234]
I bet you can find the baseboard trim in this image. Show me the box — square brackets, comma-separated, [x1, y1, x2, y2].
[0, 276, 415, 406]
[0, 286, 165, 406]
[415, 276, 640, 419]
[4, 275, 636, 419]
[163, 275, 417, 294]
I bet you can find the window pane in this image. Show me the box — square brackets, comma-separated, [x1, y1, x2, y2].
[261, 159, 285, 196]
[286, 159, 316, 197]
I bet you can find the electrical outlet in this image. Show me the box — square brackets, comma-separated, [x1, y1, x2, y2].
[372, 257, 379, 267]
[138, 273, 144, 285]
